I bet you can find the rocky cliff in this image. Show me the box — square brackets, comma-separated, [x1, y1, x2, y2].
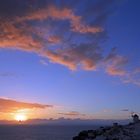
[73, 121, 140, 140]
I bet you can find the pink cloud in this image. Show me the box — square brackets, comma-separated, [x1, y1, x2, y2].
[134, 67, 140, 74]
[17, 6, 103, 34]
[122, 69, 140, 86]
[42, 50, 77, 70]
[41, 43, 102, 71]
[105, 54, 128, 76]
[0, 98, 53, 113]
[47, 35, 61, 44]
[106, 65, 126, 76]
[0, 22, 42, 52]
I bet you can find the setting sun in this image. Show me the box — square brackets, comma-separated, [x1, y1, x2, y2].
[15, 114, 27, 122]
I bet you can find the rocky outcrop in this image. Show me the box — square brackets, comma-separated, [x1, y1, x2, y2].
[73, 121, 140, 140]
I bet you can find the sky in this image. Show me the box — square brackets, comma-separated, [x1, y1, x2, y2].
[0, 0, 140, 121]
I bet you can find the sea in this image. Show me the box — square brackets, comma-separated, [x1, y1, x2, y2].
[0, 125, 99, 140]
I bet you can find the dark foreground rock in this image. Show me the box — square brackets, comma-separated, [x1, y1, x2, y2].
[73, 121, 140, 140]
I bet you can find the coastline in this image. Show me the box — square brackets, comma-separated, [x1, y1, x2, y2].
[73, 121, 140, 140]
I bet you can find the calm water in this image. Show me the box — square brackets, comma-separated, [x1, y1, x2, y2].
[0, 125, 99, 140]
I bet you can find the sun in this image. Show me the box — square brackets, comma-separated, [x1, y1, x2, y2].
[15, 114, 27, 122]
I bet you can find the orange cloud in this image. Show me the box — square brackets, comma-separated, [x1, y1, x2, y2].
[0, 98, 53, 113]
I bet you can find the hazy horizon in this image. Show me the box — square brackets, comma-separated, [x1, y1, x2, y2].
[0, 117, 130, 126]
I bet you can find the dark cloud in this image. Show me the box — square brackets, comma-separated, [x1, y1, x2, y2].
[121, 109, 129, 112]
[0, 98, 53, 113]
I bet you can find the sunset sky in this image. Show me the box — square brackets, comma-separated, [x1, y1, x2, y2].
[0, 0, 140, 121]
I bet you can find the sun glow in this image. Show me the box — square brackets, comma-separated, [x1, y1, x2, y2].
[15, 114, 27, 122]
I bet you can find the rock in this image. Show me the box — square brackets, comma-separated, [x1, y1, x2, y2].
[73, 136, 80, 140]
[72, 120, 140, 140]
